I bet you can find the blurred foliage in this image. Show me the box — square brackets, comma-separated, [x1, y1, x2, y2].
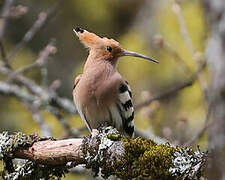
[0, 0, 208, 179]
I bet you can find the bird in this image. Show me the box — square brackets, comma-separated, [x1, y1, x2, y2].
[73, 27, 158, 137]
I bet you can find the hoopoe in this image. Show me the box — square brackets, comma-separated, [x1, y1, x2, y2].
[73, 27, 158, 137]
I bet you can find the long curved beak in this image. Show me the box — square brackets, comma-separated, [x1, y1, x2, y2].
[121, 50, 159, 63]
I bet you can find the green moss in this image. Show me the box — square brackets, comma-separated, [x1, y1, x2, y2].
[82, 130, 180, 179]
[107, 133, 121, 141]
[112, 137, 179, 180]
[82, 127, 206, 179]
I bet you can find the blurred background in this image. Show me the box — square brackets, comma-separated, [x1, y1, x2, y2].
[0, 0, 224, 179]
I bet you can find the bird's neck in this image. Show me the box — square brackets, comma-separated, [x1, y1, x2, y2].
[83, 51, 118, 73]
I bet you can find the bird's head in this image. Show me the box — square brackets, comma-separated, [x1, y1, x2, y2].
[73, 27, 159, 64]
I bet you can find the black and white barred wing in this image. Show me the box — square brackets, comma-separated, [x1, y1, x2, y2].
[117, 82, 135, 137]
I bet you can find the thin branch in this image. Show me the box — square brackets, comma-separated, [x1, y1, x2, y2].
[0, 65, 76, 114]
[39, 40, 57, 87]
[41, 64, 48, 88]
[8, 0, 63, 60]
[171, 1, 211, 149]
[47, 106, 75, 136]
[172, 0, 208, 96]
[0, 80, 78, 137]
[135, 57, 206, 111]
[9, 39, 56, 80]
[172, 1, 196, 56]
[164, 42, 192, 74]
[135, 128, 169, 144]
[184, 121, 212, 147]
[0, 40, 11, 68]
[0, 81, 78, 137]
[13, 63, 37, 75]
[0, 5, 28, 19]
[183, 102, 213, 146]
[0, 0, 15, 39]
[153, 35, 192, 74]
[62, 126, 88, 139]
[135, 76, 194, 111]
[0, 81, 72, 115]
[8, 12, 47, 59]
[71, 126, 88, 137]
[23, 101, 52, 137]
[0, 81, 35, 102]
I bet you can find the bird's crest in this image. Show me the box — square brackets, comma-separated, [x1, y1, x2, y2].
[73, 27, 159, 63]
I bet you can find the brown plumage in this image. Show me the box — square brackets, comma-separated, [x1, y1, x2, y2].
[73, 27, 158, 137]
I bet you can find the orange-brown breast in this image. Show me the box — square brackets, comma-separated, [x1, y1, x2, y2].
[73, 60, 123, 129]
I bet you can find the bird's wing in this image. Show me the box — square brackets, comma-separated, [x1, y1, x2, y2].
[73, 74, 92, 132]
[73, 74, 82, 89]
[116, 81, 135, 137]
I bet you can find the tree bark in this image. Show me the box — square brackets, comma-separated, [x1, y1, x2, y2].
[0, 128, 206, 179]
[15, 138, 84, 165]
[203, 0, 225, 179]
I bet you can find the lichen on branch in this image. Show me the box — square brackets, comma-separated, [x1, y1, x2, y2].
[82, 126, 206, 180]
[0, 127, 206, 180]
[0, 132, 68, 179]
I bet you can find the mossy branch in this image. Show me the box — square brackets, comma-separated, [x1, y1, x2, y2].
[0, 127, 206, 180]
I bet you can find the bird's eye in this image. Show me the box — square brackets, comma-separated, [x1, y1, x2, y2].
[106, 46, 113, 52]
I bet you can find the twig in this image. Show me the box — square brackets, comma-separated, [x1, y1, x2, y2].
[184, 121, 212, 147]
[8, 0, 63, 60]
[71, 126, 88, 137]
[0, 80, 75, 114]
[8, 12, 47, 59]
[153, 35, 192, 74]
[135, 77, 194, 110]
[39, 40, 57, 87]
[23, 101, 52, 137]
[0, 80, 78, 137]
[135, 128, 169, 144]
[0, 40, 11, 68]
[41, 65, 48, 87]
[0, 5, 28, 19]
[164, 42, 192, 74]
[0, 66, 76, 114]
[9, 40, 56, 80]
[172, 1, 196, 56]
[62, 126, 88, 139]
[135, 61, 206, 110]
[183, 102, 213, 146]
[0, 81, 35, 102]
[0, 0, 15, 39]
[172, 0, 208, 96]
[47, 106, 74, 136]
